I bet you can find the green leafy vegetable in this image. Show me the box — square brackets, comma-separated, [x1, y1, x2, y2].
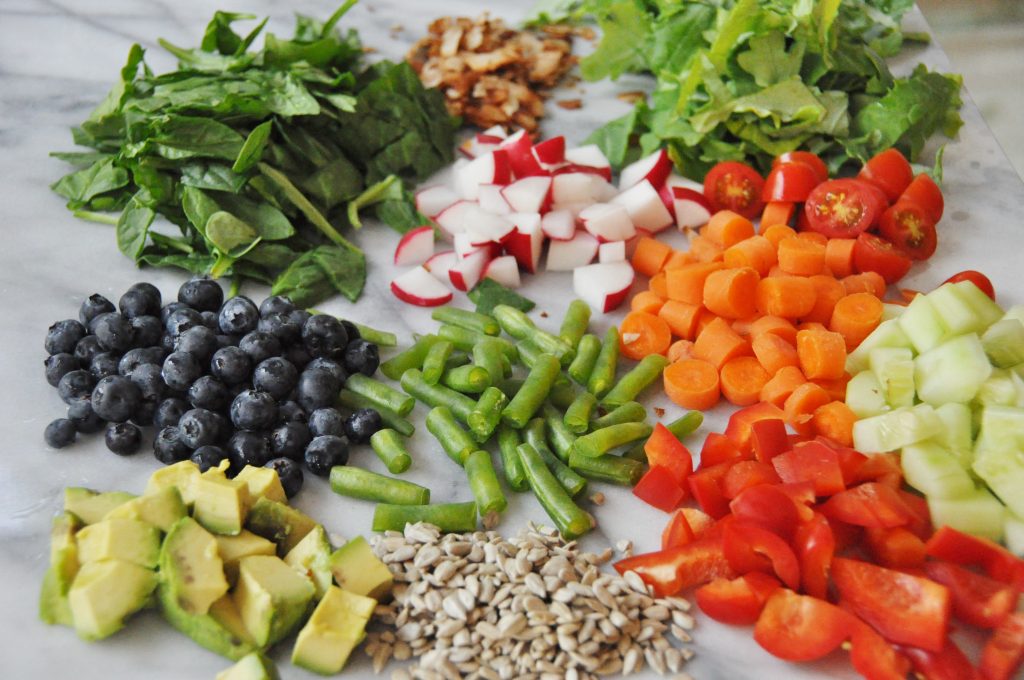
[468, 279, 536, 316]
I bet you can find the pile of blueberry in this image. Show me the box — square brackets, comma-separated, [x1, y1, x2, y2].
[43, 278, 384, 498]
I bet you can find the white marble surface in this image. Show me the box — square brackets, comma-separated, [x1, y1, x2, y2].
[1, 1, 1023, 678]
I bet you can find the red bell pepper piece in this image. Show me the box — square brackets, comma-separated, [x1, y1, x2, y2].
[820, 482, 912, 528]
[924, 561, 1020, 629]
[729, 484, 801, 541]
[661, 509, 696, 550]
[771, 441, 845, 496]
[849, 617, 912, 680]
[897, 489, 933, 540]
[695, 572, 781, 625]
[753, 589, 854, 661]
[792, 512, 835, 600]
[751, 418, 789, 463]
[644, 423, 693, 485]
[925, 526, 1024, 590]
[723, 521, 801, 590]
[699, 431, 747, 467]
[901, 639, 982, 680]
[724, 402, 786, 454]
[614, 534, 735, 597]
[864, 526, 927, 569]
[980, 612, 1024, 680]
[776, 482, 816, 521]
[853, 452, 903, 489]
[687, 462, 732, 518]
[632, 465, 686, 512]
[721, 460, 780, 499]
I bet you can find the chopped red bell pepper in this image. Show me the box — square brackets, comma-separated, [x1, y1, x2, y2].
[614, 534, 736, 597]
[724, 402, 786, 453]
[661, 508, 696, 550]
[901, 639, 982, 680]
[897, 489, 933, 540]
[644, 423, 693, 485]
[729, 484, 801, 541]
[820, 482, 912, 528]
[687, 462, 733, 518]
[980, 612, 1024, 680]
[853, 452, 904, 489]
[864, 526, 927, 569]
[721, 460, 780, 499]
[925, 526, 1024, 590]
[750, 418, 789, 463]
[723, 521, 801, 590]
[632, 464, 687, 512]
[776, 482, 816, 521]
[849, 617, 912, 680]
[753, 589, 854, 661]
[924, 561, 1020, 629]
[792, 512, 835, 599]
[695, 572, 781, 625]
[699, 431, 746, 467]
[771, 441, 846, 496]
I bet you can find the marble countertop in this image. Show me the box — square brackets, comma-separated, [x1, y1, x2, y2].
[2, 1, 1023, 678]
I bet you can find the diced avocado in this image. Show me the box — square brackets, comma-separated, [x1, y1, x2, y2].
[329, 536, 393, 599]
[216, 652, 280, 680]
[157, 583, 257, 662]
[246, 498, 317, 555]
[68, 559, 157, 640]
[39, 513, 82, 625]
[292, 585, 376, 675]
[193, 473, 252, 536]
[105, 485, 186, 532]
[63, 488, 136, 525]
[160, 517, 229, 616]
[284, 525, 332, 600]
[233, 555, 315, 647]
[146, 460, 201, 505]
[76, 518, 161, 568]
[39, 563, 74, 626]
[216, 530, 277, 585]
[235, 466, 287, 504]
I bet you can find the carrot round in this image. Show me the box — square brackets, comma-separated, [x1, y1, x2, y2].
[664, 250, 695, 271]
[812, 401, 857, 447]
[777, 237, 826, 276]
[658, 300, 702, 341]
[632, 237, 672, 277]
[667, 339, 695, 363]
[664, 358, 721, 410]
[802, 275, 846, 325]
[784, 382, 832, 435]
[842, 272, 886, 298]
[830, 292, 884, 350]
[689, 234, 725, 262]
[723, 235, 777, 276]
[748, 316, 798, 345]
[813, 373, 852, 401]
[693, 317, 751, 370]
[720, 356, 771, 406]
[650, 271, 668, 298]
[760, 201, 795, 230]
[703, 267, 760, 319]
[797, 321, 829, 333]
[751, 332, 799, 374]
[761, 223, 797, 249]
[760, 365, 806, 408]
[825, 239, 856, 278]
[696, 309, 721, 337]
[619, 311, 672, 360]
[704, 210, 755, 248]
[796, 328, 847, 380]
[796, 231, 829, 246]
[755, 276, 817, 319]
[631, 290, 666, 315]
[665, 262, 724, 305]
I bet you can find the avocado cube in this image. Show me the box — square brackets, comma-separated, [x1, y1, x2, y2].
[292, 586, 376, 675]
[39, 563, 74, 626]
[157, 584, 257, 662]
[215, 652, 280, 680]
[50, 512, 80, 562]
[105, 485, 186, 532]
[216, 530, 277, 585]
[246, 498, 318, 555]
[329, 536, 393, 599]
[63, 488, 136, 525]
[233, 555, 315, 647]
[284, 525, 333, 600]
[68, 559, 157, 640]
[160, 517, 229, 616]
[76, 518, 161, 569]
[146, 460, 201, 505]
[40, 513, 82, 625]
[235, 466, 287, 504]
[194, 474, 252, 536]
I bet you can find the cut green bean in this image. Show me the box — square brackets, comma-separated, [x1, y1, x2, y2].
[338, 389, 414, 436]
[422, 339, 454, 385]
[352, 322, 397, 347]
[667, 411, 704, 439]
[473, 337, 506, 384]
[496, 377, 524, 400]
[591, 401, 647, 430]
[425, 406, 476, 466]
[587, 326, 619, 398]
[468, 387, 507, 442]
[438, 324, 517, 360]
[601, 354, 669, 408]
[372, 502, 478, 533]
[329, 466, 429, 505]
[525, 418, 586, 495]
[564, 391, 598, 434]
[380, 335, 441, 380]
[432, 307, 500, 336]
[500, 353, 512, 377]
[559, 300, 591, 349]
[400, 369, 477, 423]
[517, 443, 593, 540]
[496, 424, 528, 492]
[345, 373, 415, 416]
[568, 451, 644, 486]
[441, 364, 491, 394]
[502, 353, 561, 428]
[573, 422, 653, 458]
[492, 304, 574, 364]
[445, 352, 470, 369]
[548, 380, 577, 411]
[542, 404, 577, 462]
[369, 429, 412, 474]
[517, 339, 541, 369]
[568, 334, 600, 386]
[465, 450, 507, 521]
[622, 441, 648, 463]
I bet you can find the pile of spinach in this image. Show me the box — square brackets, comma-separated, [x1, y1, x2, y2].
[52, 2, 456, 306]
[528, 0, 963, 178]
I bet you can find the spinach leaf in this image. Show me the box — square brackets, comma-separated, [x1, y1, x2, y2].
[179, 162, 250, 193]
[205, 211, 261, 256]
[217, 193, 294, 240]
[51, 157, 129, 206]
[311, 244, 366, 301]
[232, 120, 272, 173]
[116, 191, 156, 259]
[346, 175, 400, 228]
[270, 251, 336, 307]
[468, 279, 536, 315]
[151, 115, 245, 161]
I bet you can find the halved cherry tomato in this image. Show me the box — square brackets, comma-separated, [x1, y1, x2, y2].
[878, 200, 938, 260]
[980, 612, 1024, 680]
[704, 161, 765, 219]
[924, 561, 1020, 629]
[614, 534, 736, 597]
[864, 526, 927, 569]
[773, 151, 829, 182]
[853, 232, 912, 284]
[729, 484, 800, 540]
[900, 173, 944, 222]
[901, 639, 981, 680]
[661, 508, 696, 550]
[804, 178, 885, 238]
[687, 462, 733, 519]
[753, 589, 854, 661]
[771, 441, 845, 496]
[820, 482, 911, 528]
[750, 418, 789, 463]
[925, 526, 1024, 589]
[721, 460, 781, 499]
[944, 269, 995, 301]
[696, 572, 781, 625]
[723, 521, 801, 589]
[858, 148, 914, 202]
[632, 464, 687, 512]
[699, 432, 747, 467]
[832, 557, 951, 652]
[644, 423, 693, 485]
[792, 512, 835, 599]
[762, 162, 821, 202]
[849, 619, 913, 680]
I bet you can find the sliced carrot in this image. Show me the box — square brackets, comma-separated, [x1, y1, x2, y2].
[619, 311, 672, 360]
[665, 262, 725, 305]
[830, 292, 884, 350]
[825, 239, 856, 278]
[663, 250, 695, 271]
[802, 275, 846, 325]
[664, 358, 721, 410]
[689, 234, 725, 262]
[842, 272, 886, 298]
[723, 235, 777, 276]
[762, 223, 797, 249]
[720, 356, 771, 406]
[796, 231, 829, 246]
[747, 316, 798, 345]
[755, 276, 817, 319]
[696, 309, 721, 336]
[760, 366, 806, 408]
[777, 237, 826, 276]
[650, 271, 668, 298]
[784, 382, 833, 435]
[766, 265, 788, 278]
[704, 210, 755, 248]
[631, 290, 666, 315]
[814, 373, 852, 401]
[812, 401, 857, 447]
[797, 321, 829, 333]
[693, 317, 751, 370]
[703, 267, 760, 319]
[632, 237, 673, 277]
[761, 201, 795, 230]
[751, 332, 799, 374]
[667, 339, 695, 363]
[796, 328, 847, 380]
[658, 300, 702, 341]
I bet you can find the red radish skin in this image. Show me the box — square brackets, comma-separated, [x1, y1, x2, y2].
[393, 226, 434, 266]
[455, 150, 512, 200]
[391, 266, 453, 307]
[502, 215, 544, 273]
[672, 187, 713, 230]
[564, 144, 612, 180]
[448, 248, 492, 291]
[620, 148, 672, 190]
[499, 129, 546, 178]
[547, 231, 599, 271]
[574, 261, 635, 313]
[533, 136, 566, 165]
[613, 180, 674, 232]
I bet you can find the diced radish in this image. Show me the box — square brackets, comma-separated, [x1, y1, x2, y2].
[658, 183, 676, 218]
[541, 210, 576, 241]
[552, 173, 616, 205]
[502, 213, 544, 274]
[415, 186, 459, 218]
[501, 176, 552, 214]
[579, 203, 636, 243]
[550, 201, 591, 220]
[424, 250, 458, 282]
[599, 241, 626, 263]
[454, 233, 476, 259]
[499, 129, 545, 178]
[458, 135, 500, 159]
[483, 255, 522, 288]
[478, 184, 512, 215]
[573, 261, 635, 313]
[619, 148, 672, 190]
[666, 173, 704, 193]
[455, 150, 512, 200]
[393, 226, 434, 266]
[547, 232, 599, 271]
[533, 136, 566, 166]
[612, 180, 674, 233]
[449, 248, 492, 292]
[434, 201, 476, 236]
[466, 212, 515, 245]
[391, 266, 453, 307]
[672, 186, 713, 230]
[564, 145, 612, 180]
[481, 125, 508, 140]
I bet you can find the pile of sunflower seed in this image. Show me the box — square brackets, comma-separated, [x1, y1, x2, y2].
[364, 522, 696, 680]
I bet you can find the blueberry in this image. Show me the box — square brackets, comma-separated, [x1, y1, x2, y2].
[105, 422, 142, 456]
[129, 363, 165, 401]
[126, 282, 162, 314]
[288, 309, 312, 328]
[177, 408, 221, 449]
[160, 301, 189, 325]
[67, 399, 104, 433]
[210, 346, 252, 385]
[308, 408, 346, 438]
[304, 435, 348, 476]
[93, 313, 135, 353]
[89, 352, 121, 381]
[259, 295, 295, 318]
[344, 408, 383, 444]
[343, 339, 380, 377]
[218, 296, 259, 335]
[45, 353, 80, 387]
[119, 347, 160, 376]
[270, 422, 312, 461]
[73, 335, 104, 365]
[302, 315, 348, 358]
[154, 397, 189, 429]
[153, 426, 191, 464]
[90, 375, 141, 423]
[160, 333, 176, 354]
[209, 411, 231, 444]
[296, 368, 340, 412]
[178, 277, 224, 312]
[188, 375, 229, 411]
[226, 431, 271, 473]
[162, 351, 202, 391]
[45, 319, 87, 356]
[175, 325, 218, 362]
[191, 445, 228, 472]
[239, 331, 282, 364]
[129, 315, 164, 349]
[165, 307, 203, 337]
[200, 310, 220, 330]
[118, 289, 153, 319]
[131, 399, 158, 426]
[230, 389, 278, 431]
[266, 457, 304, 498]
[216, 334, 240, 349]
[282, 344, 312, 370]
[252, 357, 298, 400]
[305, 357, 348, 384]
[44, 419, 76, 448]
[258, 313, 301, 346]
[278, 400, 307, 423]
[58, 369, 95, 405]
[341, 319, 361, 340]
[79, 294, 116, 327]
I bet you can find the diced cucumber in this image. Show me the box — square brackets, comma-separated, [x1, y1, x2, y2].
[900, 442, 976, 499]
[1004, 512, 1024, 557]
[927, 283, 991, 338]
[914, 333, 992, 405]
[869, 347, 915, 408]
[950, 280, 1003, 330]
[847, 319, 914, 374]
[973, 405, 1024, 455]
[898, 294, 947, 354]
[975, 369, 1024, 408]
[973, 447, 1024, 519]
[845, 371, 890, 419]
[882, 303, 905, 321]
[982, 319, 1024, 369]
[928, 487, 1005, 542]
[932, 402, 975, 469]
[1003, 304, 1024, 325]
[852, 404, 942, 453]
